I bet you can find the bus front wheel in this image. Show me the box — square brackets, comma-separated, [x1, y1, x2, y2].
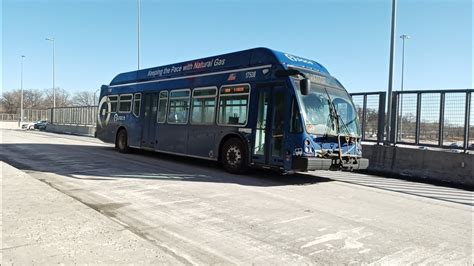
[221, 138, 249, 174]
[116, 129, 130, 153]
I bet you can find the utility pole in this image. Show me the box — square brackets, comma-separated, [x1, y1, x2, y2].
[45, 37, 56, 108]
[20, 55, 26, 127]
[137, 0, 141, 70]
[385, 0, 397, 145]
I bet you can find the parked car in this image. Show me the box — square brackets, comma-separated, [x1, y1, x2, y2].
[21, 122, 35, 130]
[33, 120, 48, 130]
[448, 142, 462, 149]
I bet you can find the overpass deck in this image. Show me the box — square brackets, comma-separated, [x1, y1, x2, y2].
[0, 129, 471, 264]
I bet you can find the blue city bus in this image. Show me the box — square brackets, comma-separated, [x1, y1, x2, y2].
[96, 48, 368, 174]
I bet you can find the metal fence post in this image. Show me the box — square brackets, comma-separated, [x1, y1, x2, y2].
[377, 92, 386, 144]
[389, 92, 398, 144]
[415, 92, 422, 145]
[361, 94, 367, 141]
[438, 92, 445, 147]
[463, 91, 471, 151]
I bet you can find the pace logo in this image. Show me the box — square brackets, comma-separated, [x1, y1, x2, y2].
[97, 96, 111, 128]
[113, 113, 126, 122]
[284, 53, 315, 65]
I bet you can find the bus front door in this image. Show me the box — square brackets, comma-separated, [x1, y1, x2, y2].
[141, 93, 158, 149]
[252, 86, 286, 167]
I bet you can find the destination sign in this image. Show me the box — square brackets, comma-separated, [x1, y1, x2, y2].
[220, 84, 250, 95]
[306, 73, 328, 85]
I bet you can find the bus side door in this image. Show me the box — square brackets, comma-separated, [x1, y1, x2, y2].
[141, 93, 158, 148]
[252, 85, 287, 167]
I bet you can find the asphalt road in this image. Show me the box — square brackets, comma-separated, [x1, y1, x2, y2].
[1, 129, 472, 264]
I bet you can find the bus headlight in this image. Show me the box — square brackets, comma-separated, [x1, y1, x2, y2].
[304, 138, 313, 155]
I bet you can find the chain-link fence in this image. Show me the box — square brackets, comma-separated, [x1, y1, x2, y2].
[52, 106, 97, 126]
[351, 89, 473, 151]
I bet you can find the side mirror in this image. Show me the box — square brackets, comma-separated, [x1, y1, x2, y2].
[300, 78, 310, 95]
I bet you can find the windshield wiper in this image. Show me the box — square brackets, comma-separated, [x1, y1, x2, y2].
[323, 88, 352, 136]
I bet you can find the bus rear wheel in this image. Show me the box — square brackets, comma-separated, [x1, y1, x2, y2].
[221, 138, 249, 174]
[116, 129, 130, 153]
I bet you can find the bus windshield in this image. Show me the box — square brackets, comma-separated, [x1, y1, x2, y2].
[294, 79, 360, 137]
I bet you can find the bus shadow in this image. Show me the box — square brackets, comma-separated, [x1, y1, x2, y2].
[0, 143, 333, 187]
[3, 142, 471, 206]
[117, 148, 334, 186]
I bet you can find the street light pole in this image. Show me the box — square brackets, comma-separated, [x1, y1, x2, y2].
[398, 34, 410, 141]
[137, 0, 141, 70]
[45, 37, 56, 109]
[385, 0, 397, 145]
[20, 55, 26, 126]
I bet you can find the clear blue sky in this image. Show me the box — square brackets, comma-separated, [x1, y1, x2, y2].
[2, 0, 472, 94]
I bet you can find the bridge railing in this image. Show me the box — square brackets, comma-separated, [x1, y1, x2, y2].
[350, 89, 473, 151]
[0, 113, 20, 121]
[350, 92, 386, 144]
[0, 109, 50, 122]
[52, 106, 97, 126]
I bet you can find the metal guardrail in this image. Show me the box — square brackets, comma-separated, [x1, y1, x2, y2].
[52, 106, 97, 126]
[351, 89, 473, 151]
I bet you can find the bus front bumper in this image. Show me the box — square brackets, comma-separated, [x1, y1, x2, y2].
[292, 157, 332, 171]
[292, 157, 369, 171]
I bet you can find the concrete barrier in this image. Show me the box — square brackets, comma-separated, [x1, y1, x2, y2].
[362, 144, 473, 188]
[0, 121, 21, 129]
[46, 124, 96, 137]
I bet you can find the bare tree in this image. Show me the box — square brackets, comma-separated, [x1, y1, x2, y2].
[24, 89, 46, 109]
[1, 89, 21, 113]
[72, 91, 96, 106]
[2, 88, 100, 113]
[43, 88, 71, 107]
[1, 89, 51, 112]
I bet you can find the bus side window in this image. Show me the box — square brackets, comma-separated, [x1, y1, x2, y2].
[290, 97, 303, 133]
[157, 91, 168, 123]
[191, 87, 217, 124]
[108, 95, 118, 113]
[218, 84, 250, 126]
[167, 89, 190, 124]
[118, 94, 133, 113]
[133, 93, 141, 117]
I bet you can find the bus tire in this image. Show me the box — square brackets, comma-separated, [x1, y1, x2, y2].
[116, 129, 130, 153]
[221, 138, 249, 174]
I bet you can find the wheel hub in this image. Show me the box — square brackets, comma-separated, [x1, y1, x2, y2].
[226, 145, 242, 167]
